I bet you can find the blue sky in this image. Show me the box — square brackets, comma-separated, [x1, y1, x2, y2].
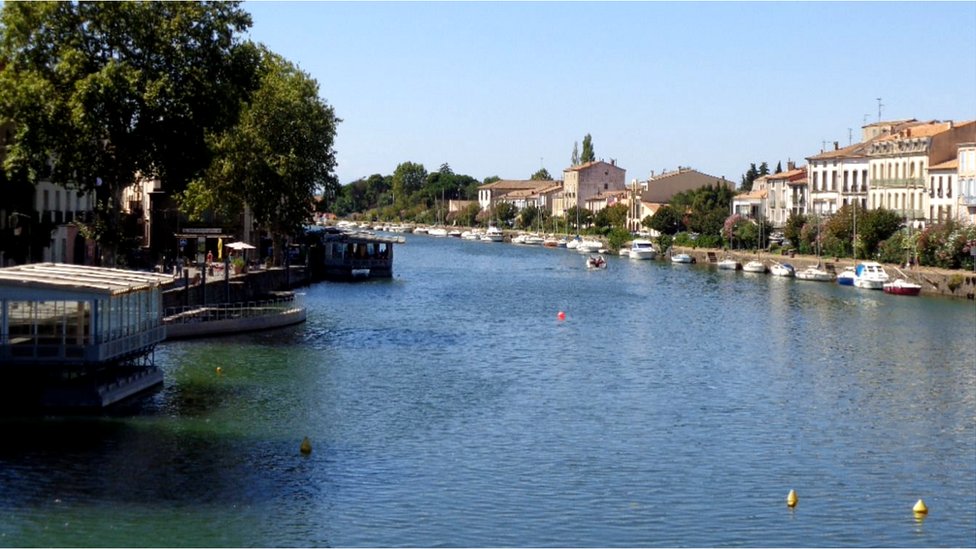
[244, 1, 976, 187]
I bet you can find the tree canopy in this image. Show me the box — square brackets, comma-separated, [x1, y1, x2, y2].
[0, 1, 260, 263]
[179, 48, 340, 265]
[581, 133, 595, 163]
[530, 168, 553, 181]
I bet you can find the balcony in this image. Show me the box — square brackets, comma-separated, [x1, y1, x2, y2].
[961, 195, 976, 206]
[871, 177, 925, 189]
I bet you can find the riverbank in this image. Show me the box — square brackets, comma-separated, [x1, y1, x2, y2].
[672, 245, 976, 300]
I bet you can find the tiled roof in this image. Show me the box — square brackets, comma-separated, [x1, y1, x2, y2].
[564, 160, 623, 172]
[479, 179, 556, 190]
[929, 158, 958, 170]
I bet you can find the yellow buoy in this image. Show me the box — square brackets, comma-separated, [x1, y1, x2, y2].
[216, 367, 223, 375]
[913, 499, 928, 515]
[786, 489, 798, 508]
[300, 436, 312, 455]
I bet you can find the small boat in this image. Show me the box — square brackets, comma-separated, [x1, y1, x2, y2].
[742, 260, 767, 273]
[628, 239, 658, 260]
[671, 253, 694, 264]
[428, 227, 448, 237]
[883, 278, 922, 296]
[795, 265, 834, 281]
[717, 258, 740, 270]
[566, 236, 581, 250]
[510, 233, 527, 244]
[482, 225, 505, 242]
[555, 237, 568, 248]
[837, 266, 857, 286]
[577, 239, 603, 254]
[769, 262, 795, 277]
[523, 234, 545, 246]
[853, 261, 889, 290]
[586, 255, 608, 269]
[543, 237, 560, 248]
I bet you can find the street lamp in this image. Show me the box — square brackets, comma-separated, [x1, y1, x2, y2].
[9, 211, 32, 264]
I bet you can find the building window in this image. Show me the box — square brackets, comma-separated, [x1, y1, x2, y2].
[43, 189, 49, 210]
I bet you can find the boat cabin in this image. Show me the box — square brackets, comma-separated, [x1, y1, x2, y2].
[305, 227, 405, 281]
[0, 263, 174, 366]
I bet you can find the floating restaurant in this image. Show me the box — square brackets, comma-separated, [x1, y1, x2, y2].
[0, 263, 174, 408]
[304, 226, 405, 281]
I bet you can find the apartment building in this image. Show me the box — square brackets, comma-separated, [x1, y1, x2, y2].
[957, 142, 976, 225]
[553, 160, 626, 217]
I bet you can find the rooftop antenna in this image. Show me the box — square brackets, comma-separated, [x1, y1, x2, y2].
[863, 114, 869, 125]
[848, 128, 853, 145]
[876, 97, 883, 123]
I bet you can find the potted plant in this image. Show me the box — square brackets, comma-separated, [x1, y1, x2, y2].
[231, 256, 246, 274]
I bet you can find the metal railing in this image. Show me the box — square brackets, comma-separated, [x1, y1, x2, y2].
[163, 295, 303, 325]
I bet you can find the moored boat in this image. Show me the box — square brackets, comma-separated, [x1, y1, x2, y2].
[483, 225, 505, 242]
[577, 239, 603, 254]
[883, 278, 922, 296]
[837, 266, 857, 286]
[717, 258, 740, 270]
[742, 260, 767, 273]
[853, 261, 889, 290]
[769, 262, 795, 277]
[795, 265, 834, 281]
[671, 253, 694, 264]
[628, 239, 658, 260]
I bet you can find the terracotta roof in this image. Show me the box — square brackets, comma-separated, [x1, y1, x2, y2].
[876, 120, 957, 141]
[768, 168, 807, 180]
[929, 158, 958, 170]
[787, 177, 808, 186]
[736, 189, 767, 200]
[479, 179, 555, 191]
[564, 160, 624, 172]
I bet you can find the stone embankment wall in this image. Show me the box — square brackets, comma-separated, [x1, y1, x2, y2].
[161, 266, 310, 310]
[674, 246, 976, 300]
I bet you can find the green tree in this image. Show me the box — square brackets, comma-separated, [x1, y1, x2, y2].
[858, 207, 903, 258]
[0, 1, 260, 264]
[759, 162, 770, 176]
[594, 203, 628, 231]
[181, 49, 339, 265]
[530, 168, 553, 181]
[647, 205, 685, 235]
[565, 205, 593, 232]
[494, 201, 518, 227]
[775, 161, 783, 174]
[783, 212, 806, 249]
[741, 163, 759, 191]
[571, 141, 580, 166]
[391, 161, 427, 207]
[483, 175, 501, 185]
[581, 133, 595, 163]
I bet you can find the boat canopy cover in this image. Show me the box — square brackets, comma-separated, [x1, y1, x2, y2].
[0, 263, 173, 298]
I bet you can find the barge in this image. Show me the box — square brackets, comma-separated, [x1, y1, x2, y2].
[0, 263, 174, 409]
[304, 226, 405, 281]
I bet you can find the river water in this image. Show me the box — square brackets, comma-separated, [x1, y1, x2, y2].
[2, 235, 974, 547]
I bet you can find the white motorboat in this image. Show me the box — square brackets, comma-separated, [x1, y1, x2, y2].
[523, 234, 545, 246]
[586, 255, 608, 269]
[742, 260, 767, 273]
[482, 225, 505, 242]
[769, 262, 795, 277]
[448, 230, 462, 238]
[428, 227, 448, 237]
[577, 239, 603, 254]
[566, 237, 581, 250]
[671, 253, 694, 264]
[795, 265, 834, 281]
[717, 258, 740, 270]
[628, 239, 657, 260]
[853, 261, 889, 290]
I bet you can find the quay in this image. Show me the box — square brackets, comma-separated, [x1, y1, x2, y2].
[0, 263, 174, 409]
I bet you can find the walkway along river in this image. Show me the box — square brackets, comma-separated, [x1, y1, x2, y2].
[1, 233, 974, 546]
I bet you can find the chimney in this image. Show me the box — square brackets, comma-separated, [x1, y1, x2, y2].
[787, 160, 795, 171]
[948, 121, 954, 129]
[834, 141, 839, 150]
